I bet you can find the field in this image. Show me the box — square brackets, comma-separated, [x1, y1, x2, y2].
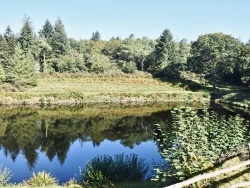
[0, 73, 210, 105]
[214, 84, 250, 111]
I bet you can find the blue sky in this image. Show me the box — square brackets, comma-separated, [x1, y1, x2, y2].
[0, 0, 249, 42]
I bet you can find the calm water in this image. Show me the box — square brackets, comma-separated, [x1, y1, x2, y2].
[0, 103, 245, 184]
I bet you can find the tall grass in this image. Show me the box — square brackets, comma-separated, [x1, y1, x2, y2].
[23, 171, 58, 187]
[0, 164, 12, 187]
[81, 153, 149, 186]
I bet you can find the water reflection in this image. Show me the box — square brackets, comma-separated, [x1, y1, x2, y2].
[0, 104, 179, 184]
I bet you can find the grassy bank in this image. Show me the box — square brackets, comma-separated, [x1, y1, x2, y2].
[214, 84, 250, 112]
[0, 73, 210, 105]
[2, 156, 250, 188]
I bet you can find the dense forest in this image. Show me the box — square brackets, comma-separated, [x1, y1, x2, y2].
[1, 16, 250, 90]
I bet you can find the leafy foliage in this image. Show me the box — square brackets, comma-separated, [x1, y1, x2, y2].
[188, 33, 240, 88]
[153, 108, 248, 182]
[87, 53, 112, 73]
[1, 16, 250, 89]
[237, 42, 250, 86]
[0, 65, 6, 82]
[81, 153, 149, 185]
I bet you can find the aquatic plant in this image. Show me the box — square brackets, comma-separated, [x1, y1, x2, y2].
[81, 153, 149, 186]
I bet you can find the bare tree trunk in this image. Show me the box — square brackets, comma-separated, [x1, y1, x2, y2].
[164, 160, 250, 188]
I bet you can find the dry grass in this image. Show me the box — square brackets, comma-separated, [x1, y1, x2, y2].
[211, 156, 250, 188]
[0, 73, 209, 105]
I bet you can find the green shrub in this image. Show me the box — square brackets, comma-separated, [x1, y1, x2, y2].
[153, 108, 248, 183]
[0, 164, 12, 187]
[81, 165, 112, 187]
[0, 65, 6, 82]
[24, 171, 58, 187]
[81, 153, 149, 186]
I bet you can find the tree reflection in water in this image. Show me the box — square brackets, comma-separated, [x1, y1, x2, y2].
[0, 104, 178, 183]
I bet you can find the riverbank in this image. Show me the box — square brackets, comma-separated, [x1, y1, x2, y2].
[0, 73, 210, 106]
[214, 84, 250, 112]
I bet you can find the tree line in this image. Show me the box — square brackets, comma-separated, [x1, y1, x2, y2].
[1, 16, 250, 89]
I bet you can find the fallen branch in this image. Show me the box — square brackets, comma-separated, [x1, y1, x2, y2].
[164, 159, 250, 188]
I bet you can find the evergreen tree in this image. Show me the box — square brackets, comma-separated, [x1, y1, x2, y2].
[91, 31, 101, 41]
[151, 28, 176, 76]
[38, 19, 54, 40]
[51, 18, 69, 56]
[18, 15, 36, 55]
[163, 38, 190, 78]
[0, 34, 9, 68]
[4, 26, 17, 56]
[6, 46, 37, 87]
[177, 39, 190, 65]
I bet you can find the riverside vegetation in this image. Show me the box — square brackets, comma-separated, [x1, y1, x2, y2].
[0, 107, 250, 187]
[1, 16, 250, 187]
[0, 16, 250, 107]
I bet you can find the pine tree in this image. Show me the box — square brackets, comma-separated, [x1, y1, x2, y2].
[152, 28, 176, 75]
[38, 19, 54, 40]
[18, 15, 36, 55]
[154, 29, 175, 70]
[6, 46, 37, 87]
[51, 18, 69, 56]
[4, 26, 17, 56]
[91, 31, 101, 41]
[0, 34, 9, 69]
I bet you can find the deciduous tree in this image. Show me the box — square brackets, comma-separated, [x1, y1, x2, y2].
[188, 33, 239, 89]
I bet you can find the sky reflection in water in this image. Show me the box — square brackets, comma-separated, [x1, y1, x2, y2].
[0, 139, 163, 184]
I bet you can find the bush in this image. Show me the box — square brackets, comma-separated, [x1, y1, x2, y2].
[24, 171, 58, 187]
[0, 65, 6, 82]
[118, 60, 137, 73]
[0, 164, 12, 187]
[81, 153, 149, 186]
[153, 108, 248, 182]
